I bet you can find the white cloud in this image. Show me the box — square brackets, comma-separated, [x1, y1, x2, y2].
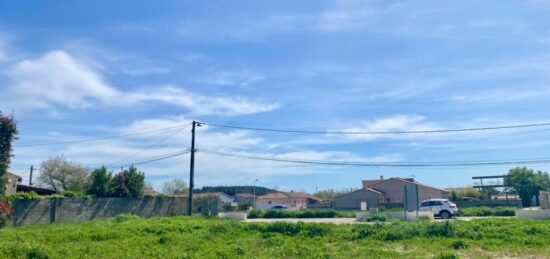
[340, 114, 438, 141]
[1, 50, 278, 116]
[6, 50, 120, 109]
[0, 40, 6, 62]
[125, 86, 279, 116]
[198, 70, 265, 87]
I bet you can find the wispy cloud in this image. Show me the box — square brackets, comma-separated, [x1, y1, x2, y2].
[197, 69, 265, 87]
[1, 50, 279, 116]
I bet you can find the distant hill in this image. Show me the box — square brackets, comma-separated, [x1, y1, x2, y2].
[194, 186, 277, 196]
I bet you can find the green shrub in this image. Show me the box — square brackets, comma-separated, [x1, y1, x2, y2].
[458, 207, 515, 217]
[303, 224, 331, 237]
[451, 240, 468, 250]
[248, 209, 344, 219]
[112, 214, 140, 223]
[247, 209, 263, 219]
[59, 191, 80, 198]
[263, 222, 303, 235]
[4, 191, 42, 201]
[222, 203, 235, 212]
[87, 167, 112, 197]
[109, 166, 145, 198]
[426, 221, 454, 237]
[365, 213, 387, 222]
[352, 224, 376, 239]
[0, 214, 7, 229]
[435, 252, 459, 259]
[25, 246, 49, 259]
[237, 203, 252, 211]
[378, 229, 405, 241]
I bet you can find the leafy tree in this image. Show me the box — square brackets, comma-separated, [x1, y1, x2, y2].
[480, 187, 500, 200]
[109, 166, 144, 197]
[38, 155, 89, 193]
[162, 178, 188, 195]
[505, 167, 550, 207]
[87, 167, 112, 197]
[450, 191, 458, 201]
[0, 112, 18, 195]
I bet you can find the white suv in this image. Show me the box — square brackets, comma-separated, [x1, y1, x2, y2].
[419, 198, 458, 219]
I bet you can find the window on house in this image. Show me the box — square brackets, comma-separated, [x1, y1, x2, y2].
[268, 200, 272, 205]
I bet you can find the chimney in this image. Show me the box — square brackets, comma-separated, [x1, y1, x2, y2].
[380, 175, 384, 181]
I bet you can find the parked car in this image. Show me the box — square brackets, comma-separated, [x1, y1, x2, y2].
[270, 205, 288, 210]
[418, 198, 458, 219]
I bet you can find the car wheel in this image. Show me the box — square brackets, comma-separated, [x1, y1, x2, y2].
[440, 211, 450, 219]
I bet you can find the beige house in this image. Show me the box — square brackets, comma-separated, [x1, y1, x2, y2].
[5, 172, 22, 194]
[362, 176, 450, 203]
[256, 191, 321, 210]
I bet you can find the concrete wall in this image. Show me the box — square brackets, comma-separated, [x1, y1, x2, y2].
[333, 189, 380, 210]
[8, 197, 188, 226]
[356, 211, 434, 221]
[516, 209, 550, 219]
[540, 191, 550, 209]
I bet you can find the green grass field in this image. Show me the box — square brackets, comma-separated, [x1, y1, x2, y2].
[1, 215, 549, 258]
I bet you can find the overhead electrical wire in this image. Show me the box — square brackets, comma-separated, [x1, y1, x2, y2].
[200, 121, 550, 135]
[89, 149, 191, 171]
[198, 149, 550, 167]
[15, 122, 193, 148]
[105, 124, 192, 166]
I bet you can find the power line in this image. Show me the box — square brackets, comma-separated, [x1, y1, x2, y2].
[89, 149, 191, 171]
[105, 124, 192, 166]
[200, 121, 550, 135]
[127, 149, 191, 167]
[15, 123, 193, 148]
[198, 149, 550, 167]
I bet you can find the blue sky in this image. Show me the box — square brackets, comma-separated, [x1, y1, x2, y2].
[1, 1, 550, 192]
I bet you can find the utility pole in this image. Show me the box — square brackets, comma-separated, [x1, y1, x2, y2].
[188, 121, 197, 215]
[253, 179, 258, 208]
[29, 165, 34, 186]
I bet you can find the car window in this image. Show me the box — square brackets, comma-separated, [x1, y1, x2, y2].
[433, 201, 443, 206]
[420, 201, 430, 206]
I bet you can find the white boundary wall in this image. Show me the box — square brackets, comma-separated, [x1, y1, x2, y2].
[356, 211, 434, 221]
[516, 209, 550, 219]
[218, 212, 247, 221]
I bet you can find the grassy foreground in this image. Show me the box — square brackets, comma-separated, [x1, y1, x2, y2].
[1, 216, 549, 259]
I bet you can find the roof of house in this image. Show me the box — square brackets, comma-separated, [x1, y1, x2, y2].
[367, 177, 450, 193]
[363, 177, 415, 188]
[259, 191, 321, 201]
[16, 184, 57, 195]
[334, 188, 383, 199]
[362, 180, 383, 187]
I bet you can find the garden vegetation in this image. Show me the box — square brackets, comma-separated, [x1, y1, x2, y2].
[0, 216, 549, 258]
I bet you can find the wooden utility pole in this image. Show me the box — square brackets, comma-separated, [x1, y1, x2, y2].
[187, 121, 196, 215]
[29, 165, 34, 186]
